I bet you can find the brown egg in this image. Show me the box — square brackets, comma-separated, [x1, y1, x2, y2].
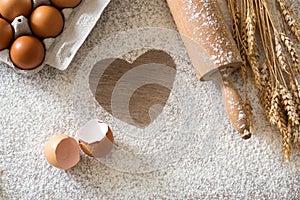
[10, 36, 45, 70]
[50, 0, 81, 9]
[78, 120, 114, 158]
[44, 134, 80, 170]
[30, 5, 64, 38]
[0, 18, 13, 50]
[0, 0, 32, 22]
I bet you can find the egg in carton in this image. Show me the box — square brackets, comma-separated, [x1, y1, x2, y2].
[0, 0, 111, 74]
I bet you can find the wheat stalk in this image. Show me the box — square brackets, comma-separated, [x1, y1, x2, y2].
[260, 62, 269, 87]
[280, 33, 300, 74]
[262, 78, 273, 114]
[255, 0, 299, 161]
[245, 0, 256, 55]
[277, 0, 300, 42]
[298, 85, 300, 113]
[274, 33, 290, 74]
[228, 0, 255, 133]
[279, 84, 299, 127]
[245, 0, 263, 91]
[283, 121, 292, 162]
[269, 87, 280, 126]
[269, 90, 292, 161]
[294, 126, 300, 149]
[227, 0, 300, 161]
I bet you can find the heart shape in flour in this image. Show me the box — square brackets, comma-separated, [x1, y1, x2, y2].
[73, 28, 223, 173]
[88, 50, 177, 128]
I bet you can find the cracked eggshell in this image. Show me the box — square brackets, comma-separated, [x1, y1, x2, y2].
[78, 119, 114, 158]
[44, 134, 80, 170]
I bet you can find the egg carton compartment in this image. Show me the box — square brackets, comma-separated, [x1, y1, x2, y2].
[0, 0, 111, 74]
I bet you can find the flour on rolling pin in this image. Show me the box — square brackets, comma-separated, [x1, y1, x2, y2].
[167, 0, 241, 80]
[167, 0, 251, 138]
[0, 0, 111, 74]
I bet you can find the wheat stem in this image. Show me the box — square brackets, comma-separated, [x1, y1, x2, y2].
[277, 0, 300, 42]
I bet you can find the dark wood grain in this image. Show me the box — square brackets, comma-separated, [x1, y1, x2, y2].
[89, 50, 177, 128]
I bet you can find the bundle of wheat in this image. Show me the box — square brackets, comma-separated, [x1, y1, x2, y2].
[227, 0, 300, 162]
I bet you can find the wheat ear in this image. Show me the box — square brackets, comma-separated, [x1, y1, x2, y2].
[279, 84, 299, 127]
[228, 0, 255, 133]
[268, 87, 291, 161]
[269, 87, 281, 126]
[294, 126, 300, 149]
[280, 33, 300, 74]
[274, 33, 290, 74]
[283, 121, 292, 162]
[277, 0, 300, 42]
[261, 78, 273, 114]
[245, 0, 262, 91]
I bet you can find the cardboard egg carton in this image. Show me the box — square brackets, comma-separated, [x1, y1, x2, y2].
[0, 0, 111, 74]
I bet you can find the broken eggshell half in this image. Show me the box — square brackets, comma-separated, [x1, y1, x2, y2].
[44, 134, 80, 170]
[78, 119, 114, 158]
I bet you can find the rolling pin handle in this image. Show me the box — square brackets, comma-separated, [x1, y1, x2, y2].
[215, 71, 251, 139]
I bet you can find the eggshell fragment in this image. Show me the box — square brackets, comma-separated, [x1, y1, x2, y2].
[78, 120, 114, 158]
[44, 134, 80, 169]
[0, 0, 32, 22]
[0, 18, 13, 50]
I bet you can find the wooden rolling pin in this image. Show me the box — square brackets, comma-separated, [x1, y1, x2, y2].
[167, 0, 251, 139]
